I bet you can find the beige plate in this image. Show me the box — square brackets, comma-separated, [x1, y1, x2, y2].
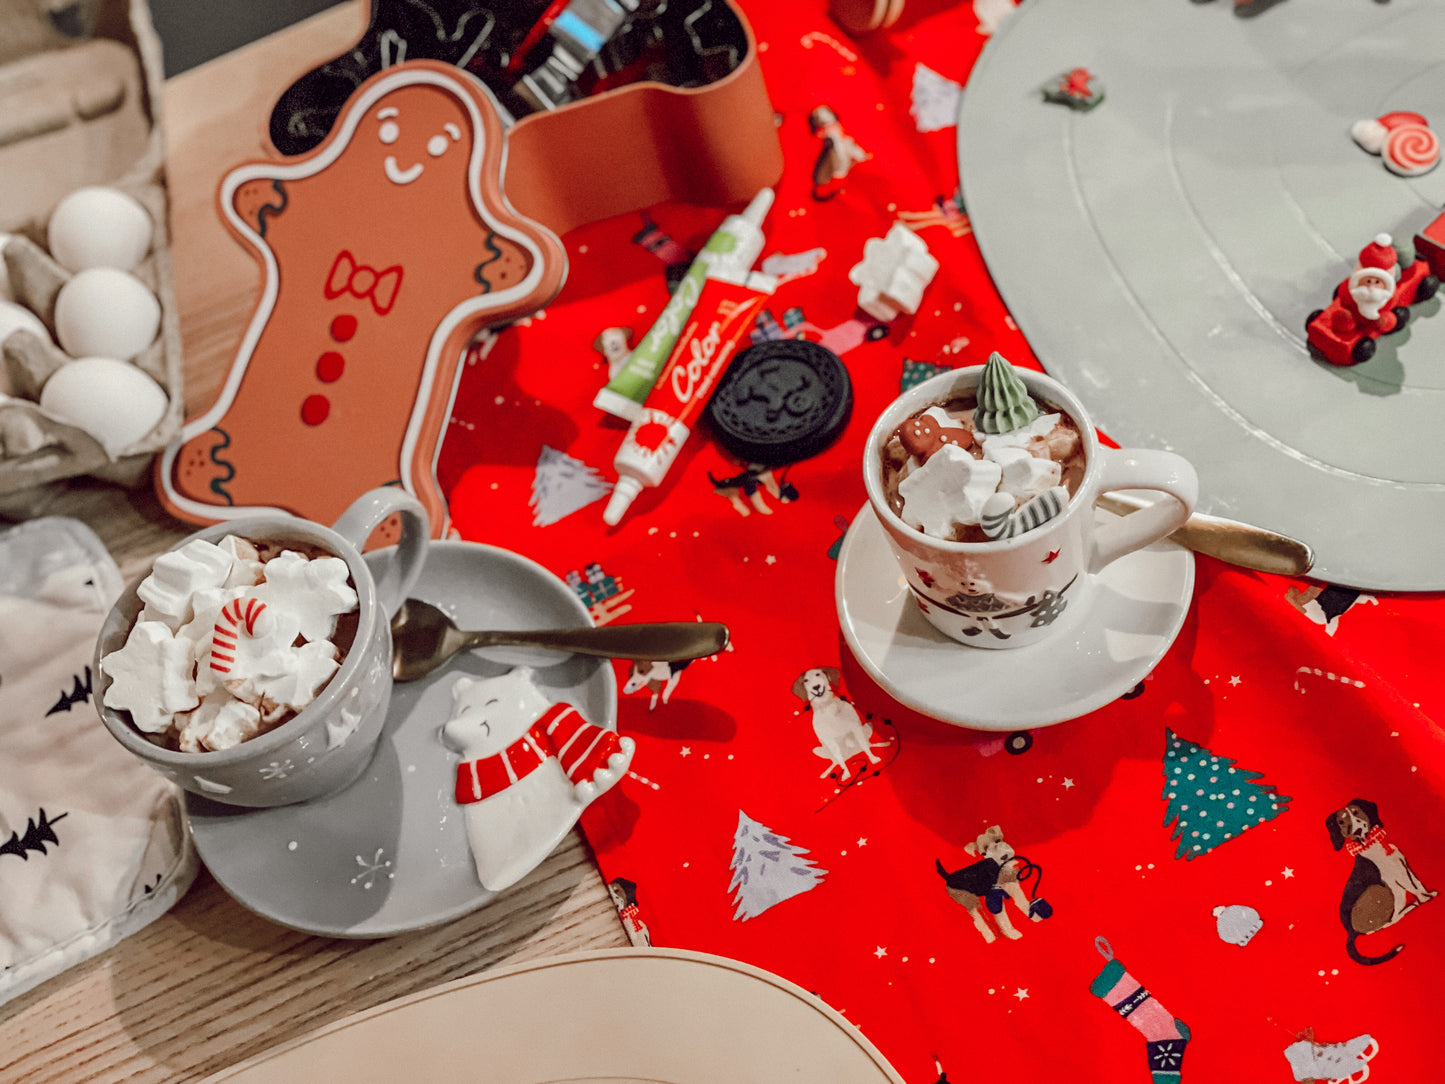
[199, 948, 906, 1084]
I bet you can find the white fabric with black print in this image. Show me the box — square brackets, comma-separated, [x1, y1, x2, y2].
[0, 517, 197, 1006]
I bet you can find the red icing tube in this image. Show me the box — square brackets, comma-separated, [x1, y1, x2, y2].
[603, 268, 776, 525]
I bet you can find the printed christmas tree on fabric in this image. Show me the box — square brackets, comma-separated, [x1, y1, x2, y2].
[729, 810, 827, 920]
[530, 445, 612, 526]
[1162, 728, 1291, 860]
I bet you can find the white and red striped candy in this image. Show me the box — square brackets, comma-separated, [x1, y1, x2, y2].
[1382, 123, 1440, 177]
[1351, 111, 1440, 177]
[209, 595, 271, 675]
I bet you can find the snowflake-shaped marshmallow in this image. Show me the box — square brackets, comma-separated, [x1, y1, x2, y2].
[101, 620, 199, 734]
[253, 551, 358, 642]
[897, 444, 1002, 536]
[230, 639, 340, 717]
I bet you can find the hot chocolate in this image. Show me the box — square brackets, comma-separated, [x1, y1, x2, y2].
[879, 354, 1086, 543]
[99, 534, 359, 752]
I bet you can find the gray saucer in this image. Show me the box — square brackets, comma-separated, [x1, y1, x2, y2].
[960, 0, 1445, 590]
[187, 541, 617, 938]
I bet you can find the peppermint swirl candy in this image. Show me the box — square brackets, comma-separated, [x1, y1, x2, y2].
[1382, 122, 1440, 177]
[974, 351, 1039, 434]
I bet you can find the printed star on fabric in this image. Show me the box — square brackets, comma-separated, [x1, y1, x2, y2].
[857, 837, 869, 847]
[1013, 988, 1029, 1001]
[874, 946, 888, 959]
[679, 746, 692, 757]
[1282, 867, 1295, 878]
[1228, 675, 1242, 686]
[1062, 778, 1075, 789]
[765, 555, 777, 565]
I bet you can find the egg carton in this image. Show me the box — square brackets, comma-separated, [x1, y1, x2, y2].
[0, 0, 183, 515]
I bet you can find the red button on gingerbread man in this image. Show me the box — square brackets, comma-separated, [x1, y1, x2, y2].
[158, 60, 567, 536]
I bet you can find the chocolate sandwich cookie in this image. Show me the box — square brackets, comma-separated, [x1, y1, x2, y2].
[704, 339, 852, 466]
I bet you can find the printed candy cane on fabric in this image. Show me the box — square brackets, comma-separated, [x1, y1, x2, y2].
[209, 596, 270, 675]
[1293, 667, 1367, 694]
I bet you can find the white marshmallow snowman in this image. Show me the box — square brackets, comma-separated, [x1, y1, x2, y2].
[443, 667, 634, 892]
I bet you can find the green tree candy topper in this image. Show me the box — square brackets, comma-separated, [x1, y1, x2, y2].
[974, 351, 1039, 434]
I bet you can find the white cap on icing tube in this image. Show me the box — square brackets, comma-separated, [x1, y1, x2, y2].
[603, 475, 644, 526]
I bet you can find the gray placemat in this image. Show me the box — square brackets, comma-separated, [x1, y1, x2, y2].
[960, 0, 1445, 589]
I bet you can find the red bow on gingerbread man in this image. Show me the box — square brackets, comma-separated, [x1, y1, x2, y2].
[325, 250, 403, 315]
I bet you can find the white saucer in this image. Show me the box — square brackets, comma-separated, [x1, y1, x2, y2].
[835, 506, 1195, 730]
[201, 949, 905, 1083]
[187, 541, 617, 938]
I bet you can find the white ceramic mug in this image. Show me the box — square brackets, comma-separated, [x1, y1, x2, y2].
[862, 365, 1197, 649]
[95, 488, 428, 806]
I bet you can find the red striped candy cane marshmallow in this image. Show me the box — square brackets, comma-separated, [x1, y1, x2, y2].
[209, 596, 271, 675]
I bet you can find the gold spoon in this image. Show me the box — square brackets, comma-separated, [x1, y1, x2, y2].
[390, 597, 730, 682]
[1097, 493, 1314, 577]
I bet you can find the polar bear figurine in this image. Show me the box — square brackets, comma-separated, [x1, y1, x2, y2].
[443, 667, 634, 892]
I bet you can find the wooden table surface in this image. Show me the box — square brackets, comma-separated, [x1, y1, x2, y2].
[0, 5, 625, 1081]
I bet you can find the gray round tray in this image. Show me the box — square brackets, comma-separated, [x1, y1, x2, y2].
[959, 0, 1445, 590]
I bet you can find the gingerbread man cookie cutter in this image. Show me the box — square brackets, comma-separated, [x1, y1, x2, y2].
[156, 60, 567, 537]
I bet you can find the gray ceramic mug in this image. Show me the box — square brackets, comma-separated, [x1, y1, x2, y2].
[94, 488, 428, 807]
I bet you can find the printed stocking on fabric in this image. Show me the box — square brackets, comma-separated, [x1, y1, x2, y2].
[1090, 938, 1190, 1082]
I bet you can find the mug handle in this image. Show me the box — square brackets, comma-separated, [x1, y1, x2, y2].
[332, 487, 430, 618]
[1090, 448, 1198, 573]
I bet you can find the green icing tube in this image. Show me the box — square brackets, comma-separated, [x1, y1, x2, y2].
[974, 351, 1039, 434]
[593, 188, 775, 422]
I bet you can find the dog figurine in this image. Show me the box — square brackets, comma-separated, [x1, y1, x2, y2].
[1326, 798, 1436, 965]
[792, 667, 888, 781]
[936, 826, 1047, 944]
[623, 658, 690, 710]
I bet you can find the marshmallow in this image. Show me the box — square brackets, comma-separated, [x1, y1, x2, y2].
[252, 551, 358, 642]
[217, 534, 265, 589]
[176, 691, 263, 752]
[206, 593, 295, 681]
[979, 412, 1061, 458]
[988, 443, 1063, 500]
[136, 539, 239, 626]
[848, 224, 940, 321]
[102, 619, 199, 734]
[229, 638, 339, 716]
[898, 444, 1002, 536]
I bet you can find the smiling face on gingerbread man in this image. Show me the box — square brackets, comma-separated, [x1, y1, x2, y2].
[373, 97, 464, 187]
[355, 85, 472, 201]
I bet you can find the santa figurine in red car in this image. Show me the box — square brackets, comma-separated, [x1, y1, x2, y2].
[1339, 234, 1406, 331]
[1305, 232, 1439, 366]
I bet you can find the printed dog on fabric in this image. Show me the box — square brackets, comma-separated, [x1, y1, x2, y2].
[936, 825, 1050, 943]
[623, 658, 690, 710]
[792, 667, 889, 781]
[1327, 797, 1436, 965]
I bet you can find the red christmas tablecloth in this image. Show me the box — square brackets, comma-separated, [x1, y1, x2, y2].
[437, 2, 1444, 1079]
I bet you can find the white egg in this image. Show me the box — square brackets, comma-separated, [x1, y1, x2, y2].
[39, 356, 168, 454]
[48, 186, 154, 272]
[55, 268, 161, 360]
